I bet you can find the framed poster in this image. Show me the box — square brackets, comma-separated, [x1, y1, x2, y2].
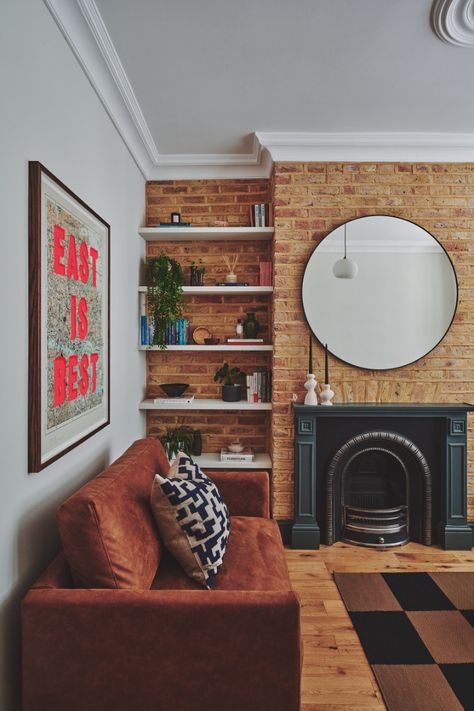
[28, 162, 110, 471]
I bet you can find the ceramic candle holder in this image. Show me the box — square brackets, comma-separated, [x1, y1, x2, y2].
[320, 383, 334, 406]
[304, 374, 318, 406]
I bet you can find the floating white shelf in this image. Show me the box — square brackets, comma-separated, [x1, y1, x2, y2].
[194, 453, 272, 470]
[139, 398, 272, 411]
[138, 286, 273, 295]
[139, 226, 274, 242]
[139, 344, 273, 352]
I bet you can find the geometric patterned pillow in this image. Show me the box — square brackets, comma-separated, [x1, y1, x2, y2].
[150, 453, 230, 589]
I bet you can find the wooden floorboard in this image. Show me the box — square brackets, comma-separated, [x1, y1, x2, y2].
[285, 542, 474, 710]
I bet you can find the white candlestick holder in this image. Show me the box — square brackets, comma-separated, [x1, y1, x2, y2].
[320, 383, 334, 406]
[304, 374, 318, 406]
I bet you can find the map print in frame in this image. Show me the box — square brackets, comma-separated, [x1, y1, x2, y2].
[28, 162, 110, 471]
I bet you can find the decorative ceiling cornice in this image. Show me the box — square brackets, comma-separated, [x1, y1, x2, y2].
[256, 132, 474, 162]
[432, 0, 474, 47]
[43, 0, 270, 179]
[44, 0, 474, 178]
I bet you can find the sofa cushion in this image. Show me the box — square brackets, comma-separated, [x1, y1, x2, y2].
[152, 516, 291, 592]
[57, 438, 169, 589]
[150, 453, 230, 589]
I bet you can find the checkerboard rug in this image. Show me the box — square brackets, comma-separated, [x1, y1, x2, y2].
[334, 572, 474, 711]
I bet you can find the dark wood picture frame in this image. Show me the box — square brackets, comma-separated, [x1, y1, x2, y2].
[28, 162, 110, 472]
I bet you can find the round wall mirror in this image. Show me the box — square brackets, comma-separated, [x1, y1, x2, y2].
[302, 216, 458, 370]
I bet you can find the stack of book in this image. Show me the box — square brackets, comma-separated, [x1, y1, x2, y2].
[226, 337, 265, 346]
[259, 262, 272, 286]
[246, 369, 272, 403]
[152, 395, 195, 406]
[165, 319, 190, 345]
[250, 203, 272, 227]
[220, 448, 255, 463]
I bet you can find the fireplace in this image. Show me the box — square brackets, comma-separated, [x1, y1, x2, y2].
[326, 431, 431, 548]
[292, 404, 473, 551]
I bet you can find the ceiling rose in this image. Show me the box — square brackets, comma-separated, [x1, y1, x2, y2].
[432, 0, 474, 46]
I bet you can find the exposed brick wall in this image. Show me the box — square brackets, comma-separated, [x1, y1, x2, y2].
[144, 179, 272, 461]
[145, 168, 473, 522]
[272, 162, 474, 520]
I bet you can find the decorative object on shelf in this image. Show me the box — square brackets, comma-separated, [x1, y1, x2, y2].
[303, 332, 318, 405]
[161, 425, 195, 461]
[158, 221, 192, 227]
[191, 430, 203, 456]
[215, 281, 250, 287]
[235, 318, 244, 339]
[152, 394, 195, 406]
[192, 326, 212, 345]
[204, 337, 220, 345]
[28, 162, 110, 472]
[243, 312, 260, 338]
[320, 343, 334, 404]
[214, 362, 246, 402]
[320, 383, 335, 406]
[171, 212, 181, 224]
[223, 254, 239, 283]
[146, 252, 185, 349]
[159, 383, 189, 398]
[220, 447, 255, 462]
[333, 222, 358, 279]
[189, 261, 205, 286]
[304, 374, 318, 406]
[227, 440, 244, 453]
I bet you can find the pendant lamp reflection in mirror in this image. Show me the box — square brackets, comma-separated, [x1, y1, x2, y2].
[332, 223, 358, 279]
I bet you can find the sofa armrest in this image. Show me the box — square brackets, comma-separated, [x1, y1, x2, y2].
[205, 469, 270, 517]
[23, 588, 300, 711]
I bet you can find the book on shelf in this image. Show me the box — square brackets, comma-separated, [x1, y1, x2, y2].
[214, 282, 250, 287]
[220, 448, 255, 462]
[259, 261, 272, 286]
[157, 222, 192, 227]
[246, 369, 272, 403]
[250, 203, 273, 228]
[152, 395, 195, 405]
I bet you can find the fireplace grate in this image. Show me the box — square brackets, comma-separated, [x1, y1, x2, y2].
[343, 504, 408, 548]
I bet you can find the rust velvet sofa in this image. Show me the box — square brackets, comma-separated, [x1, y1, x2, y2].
[22, 438, 301, 711]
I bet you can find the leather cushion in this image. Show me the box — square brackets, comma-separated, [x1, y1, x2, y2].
[57, 438, 169, 589]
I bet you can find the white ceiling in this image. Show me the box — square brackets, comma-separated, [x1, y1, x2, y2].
[45, 0, 474, 177]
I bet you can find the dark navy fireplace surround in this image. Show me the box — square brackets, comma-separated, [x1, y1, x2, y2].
[292, 404, 473, 551]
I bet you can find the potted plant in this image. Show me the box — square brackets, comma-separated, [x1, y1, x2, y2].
[147, 252, 185, 349]
[161, 425, 202, 460]
[214, 363, 246, 402]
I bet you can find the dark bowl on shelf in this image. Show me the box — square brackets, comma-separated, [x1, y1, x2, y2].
[159, 383, 189, 398]
[204, 337, 220, 345]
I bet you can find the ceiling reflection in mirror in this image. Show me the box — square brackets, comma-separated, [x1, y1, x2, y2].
[302, 216, 458, 370]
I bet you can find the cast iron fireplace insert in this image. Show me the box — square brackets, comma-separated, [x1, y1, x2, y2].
[292, 403, 473, 551]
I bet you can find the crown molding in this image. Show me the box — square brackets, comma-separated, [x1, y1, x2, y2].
[43, 0, 157, 177]
[256, 131, 474, 162]
[432, 0, 474, 47]
[43, 0, 272, 179]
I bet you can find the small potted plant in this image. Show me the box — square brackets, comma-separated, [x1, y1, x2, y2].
[147, 252, 185, 349]
[214, 362, 246, 402]
[161, 425, 195, 461]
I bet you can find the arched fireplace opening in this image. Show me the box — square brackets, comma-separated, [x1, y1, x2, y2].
[326, 432, 432, 548]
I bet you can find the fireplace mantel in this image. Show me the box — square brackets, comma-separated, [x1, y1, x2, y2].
[292, 403, 474, 551]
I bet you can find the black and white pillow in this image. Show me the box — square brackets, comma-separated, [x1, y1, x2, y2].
[150, 453, 230, 588]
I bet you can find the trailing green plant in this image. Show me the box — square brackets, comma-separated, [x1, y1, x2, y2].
[161, 425, 195, 460]
[214, 362, 246, 386]
[146, 252, 185, 349]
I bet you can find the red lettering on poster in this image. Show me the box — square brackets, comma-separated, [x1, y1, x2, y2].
[53, 356, 66, 405]
[79, 354, 89, 396]
[90, 352, 99, 393]
[68, 355, 78, 401]
[53, 225, 66, 276]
